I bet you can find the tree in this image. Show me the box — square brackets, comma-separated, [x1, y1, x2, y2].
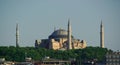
[0, 46, 109, 62]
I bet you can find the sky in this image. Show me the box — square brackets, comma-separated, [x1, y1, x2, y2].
[0, 0, 120, 51]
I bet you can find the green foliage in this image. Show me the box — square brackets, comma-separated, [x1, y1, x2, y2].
[0, 46, 109, 62]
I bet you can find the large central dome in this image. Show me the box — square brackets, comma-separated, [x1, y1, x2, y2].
[49, 29, 68, 39]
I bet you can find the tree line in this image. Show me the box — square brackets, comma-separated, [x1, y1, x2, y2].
[0, 46, 111, 62]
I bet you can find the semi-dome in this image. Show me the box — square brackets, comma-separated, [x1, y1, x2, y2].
[49, 29, 68, 39]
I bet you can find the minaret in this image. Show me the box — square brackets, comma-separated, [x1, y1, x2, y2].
[16, 23, 19, 47]
[68, 19, 72, 49]
[100, 20, 104, 48]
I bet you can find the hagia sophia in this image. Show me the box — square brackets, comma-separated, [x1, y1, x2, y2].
[16, 19, 104, 50]
[35, 19, 87, 50]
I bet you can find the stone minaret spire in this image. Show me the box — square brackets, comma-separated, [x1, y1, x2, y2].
[100, 20, 104, 48]
[68, 19, 72, 49]
[16, 23, 19, 47]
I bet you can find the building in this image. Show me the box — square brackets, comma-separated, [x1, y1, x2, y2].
[0, 58, 15, 65]
[35, 19, 87, 50]
[34, 57, 71, 65]
[105, 51, 120, 65]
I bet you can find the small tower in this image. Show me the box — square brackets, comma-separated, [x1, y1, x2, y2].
[67, 19, 72, 49]
[16, 23, 19, 47]
[100, 20, 104, 48]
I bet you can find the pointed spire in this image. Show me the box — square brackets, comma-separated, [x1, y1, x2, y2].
[67, 18, 72, 49]
[16, 23, 18, 31]
[68, 18, 70, 26]
[101, 19, 102, 23]
[100, 20, 104, 48]
[16, 23, 19, 47]
[101, 20, 102, 24]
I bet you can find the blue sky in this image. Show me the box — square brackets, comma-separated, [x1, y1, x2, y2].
[0, 0, 120, 51]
